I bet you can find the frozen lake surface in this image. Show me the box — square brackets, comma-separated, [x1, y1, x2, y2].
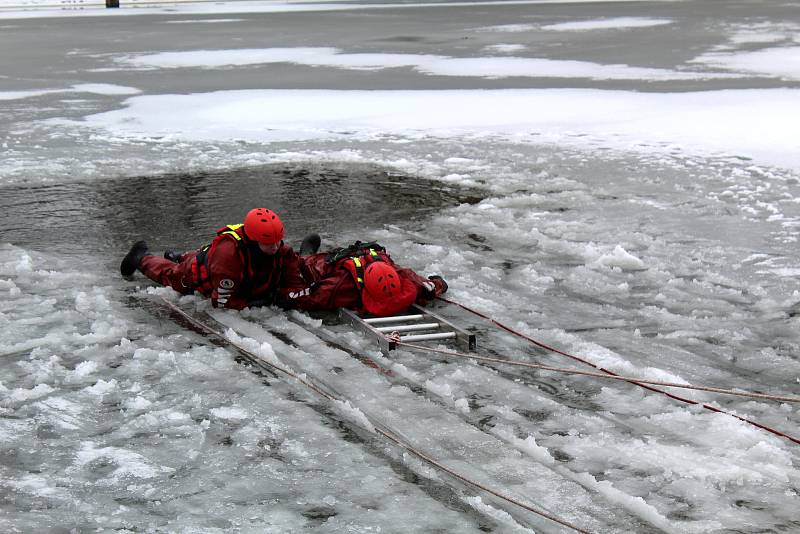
[1, 1, 799, 532]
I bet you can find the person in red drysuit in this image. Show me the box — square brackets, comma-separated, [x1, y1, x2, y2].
[120, 208, 307, 310]
[278, 241, 448, 317]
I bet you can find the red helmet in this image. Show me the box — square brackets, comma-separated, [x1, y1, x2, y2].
[363, 262, 400, 301]
[244, 208, 285, 245]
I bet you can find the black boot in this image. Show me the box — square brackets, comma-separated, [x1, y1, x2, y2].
[120, 241, 150, 277]
[164, 250, 184, 263]
[299, 233, 321, 256]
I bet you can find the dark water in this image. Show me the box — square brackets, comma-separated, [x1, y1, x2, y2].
[0, 162, 481, 269]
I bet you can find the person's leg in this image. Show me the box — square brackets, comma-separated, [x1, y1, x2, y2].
[120, 241, 150, 277]
[139, 252, 198, 295]
[299, 233, 321, 256]
[163, 250, 185, 263]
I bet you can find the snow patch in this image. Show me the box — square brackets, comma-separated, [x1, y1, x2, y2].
[209, 406, 250, 420]
[70, 83, 141, 96]
[330, 399, 375, 434]
[75, 290, 111, 313]
[463, 495, 530, 531]
[77, 88, 800, 171]
[0, 83, 140, 101]
[494, 427, 556, 465]
[573, 473, 675, 531]
[162, 18, 244, 24]
[425, 379, 453, 399]
[691, 46, 800, 80]
[589, 245, 646, 271]
[117, 47, 731, 81]
[541, 17, 673, 31]
[67, 360, 99, 381]
[82, 379, 118, 396]
[483, 44, 528, 54]
[124, 395, 152, 410]
[4, 383, 55, 404]
[73, 442, 170, 480]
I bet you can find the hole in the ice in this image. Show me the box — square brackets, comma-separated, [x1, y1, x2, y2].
[0, 163, 486, 261]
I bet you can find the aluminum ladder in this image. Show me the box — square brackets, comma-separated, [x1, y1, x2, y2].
[340, 304, 477, 355]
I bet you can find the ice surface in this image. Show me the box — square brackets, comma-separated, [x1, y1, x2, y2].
[2, 1, 800, 532]
[0, 249, 486, 533]
[0, 0, 663, 20]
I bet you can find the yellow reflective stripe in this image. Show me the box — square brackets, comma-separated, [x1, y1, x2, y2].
[352, 257, 363, 284]
[221, 231, 242, 240]
[221, 224, 244, 241]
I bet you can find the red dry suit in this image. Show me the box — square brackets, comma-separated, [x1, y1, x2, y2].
[139, 224, 305, 310]
[280, 245, 442, 317]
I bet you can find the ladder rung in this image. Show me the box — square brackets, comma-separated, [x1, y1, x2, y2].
[364, 314, 425, 324]
[375, 323, 440, 333]
[400, 332, 456, 342]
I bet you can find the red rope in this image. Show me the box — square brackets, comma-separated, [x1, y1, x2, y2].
[439, 297, 800, 446]
[162, 297, 590, 532]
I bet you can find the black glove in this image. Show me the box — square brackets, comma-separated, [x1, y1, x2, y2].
[428, 275, 448, 296]
[163, 250, 185, 263]
[272, 282, 319, 310]
[247, 299, 271, 308]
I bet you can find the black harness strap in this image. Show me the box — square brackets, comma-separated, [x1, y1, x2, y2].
[325, 240, 385, 265]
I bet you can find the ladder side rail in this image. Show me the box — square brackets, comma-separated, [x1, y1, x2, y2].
[339, 308, 397, 353]
[400, 332, 457, 342]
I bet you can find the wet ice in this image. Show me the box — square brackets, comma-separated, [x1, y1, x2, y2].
[2, 1, 800, 533]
